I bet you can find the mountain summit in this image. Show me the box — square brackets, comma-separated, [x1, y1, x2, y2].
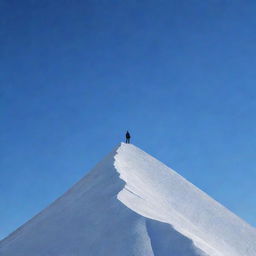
[1, 143, 255, 256]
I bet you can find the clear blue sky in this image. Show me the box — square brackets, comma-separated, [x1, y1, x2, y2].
[1, 0, 256, 239]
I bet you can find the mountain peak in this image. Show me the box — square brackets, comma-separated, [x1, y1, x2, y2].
[1, 143, 255, 256]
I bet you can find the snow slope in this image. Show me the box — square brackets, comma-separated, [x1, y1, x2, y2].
[0, 143, 255, 256]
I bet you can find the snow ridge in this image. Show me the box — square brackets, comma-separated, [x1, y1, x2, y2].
[0, 143, 255, 256]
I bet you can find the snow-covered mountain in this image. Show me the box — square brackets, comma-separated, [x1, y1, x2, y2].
[0, 143, 255, 256]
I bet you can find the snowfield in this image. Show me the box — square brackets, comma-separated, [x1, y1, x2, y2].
[0, 143, 255, 256]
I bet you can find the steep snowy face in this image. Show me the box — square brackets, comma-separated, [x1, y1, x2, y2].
[0, 143, 255, 256]
[115, 144, 256, 256]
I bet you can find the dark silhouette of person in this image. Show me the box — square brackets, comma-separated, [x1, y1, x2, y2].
[126, 131, 131, 144]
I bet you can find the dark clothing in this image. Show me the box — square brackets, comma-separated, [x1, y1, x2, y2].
[126, 131, 131, 144]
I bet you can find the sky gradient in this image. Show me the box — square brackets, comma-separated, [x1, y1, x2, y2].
[1, 0, 256, 239]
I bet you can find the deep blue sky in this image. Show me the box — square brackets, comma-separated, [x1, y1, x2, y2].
[1, 0, 256, 239]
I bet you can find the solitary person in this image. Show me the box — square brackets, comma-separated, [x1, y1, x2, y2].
[126, 131, 131, 144]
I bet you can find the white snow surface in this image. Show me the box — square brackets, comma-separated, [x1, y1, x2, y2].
[0, 143, 255, 256]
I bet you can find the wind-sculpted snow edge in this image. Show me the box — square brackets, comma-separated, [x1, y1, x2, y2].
[113, 143, 211, 256]
[113, 143, 256, 256]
